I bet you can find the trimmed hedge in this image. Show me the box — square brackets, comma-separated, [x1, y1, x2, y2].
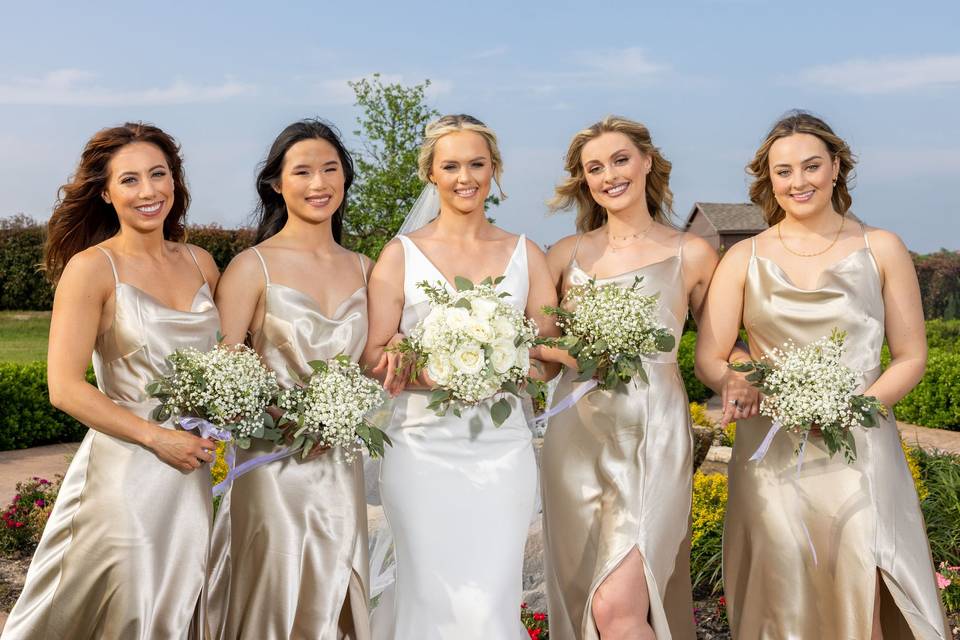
[0, 217, 254, 310]
[679, 331, 712, 403]
[0, 362, 93, 449]
[895, 348, 960, 430]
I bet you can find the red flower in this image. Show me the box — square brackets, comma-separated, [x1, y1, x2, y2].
[533, 612, 546, 621]
[520, 602, 528, 609]
[719, 596, 727, 607]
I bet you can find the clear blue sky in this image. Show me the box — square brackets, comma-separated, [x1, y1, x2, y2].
[1, 0, 957, 252]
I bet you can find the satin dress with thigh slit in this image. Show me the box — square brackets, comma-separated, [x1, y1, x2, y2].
[723, 232, 950, 639]
[540, 235, 696, 640]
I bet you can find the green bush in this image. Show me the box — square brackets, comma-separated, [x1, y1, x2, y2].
[896, 348, 960, 430]
[913, 447, 960, 567]
[0, 215, 53, 311]
[679, 331, 712, 403]
[184, 224, 255, 269]
[926, 318, 960, 350]
[0, 476, 61, 556]
[690, 471, 726, 594]
[0, 361, 93, 450]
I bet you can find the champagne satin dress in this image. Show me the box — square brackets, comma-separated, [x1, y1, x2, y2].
[724, 231, 950, 639]
[2, 246, 220, 640]
[207, 247, 370, 640]
[541, 235, 696, 640]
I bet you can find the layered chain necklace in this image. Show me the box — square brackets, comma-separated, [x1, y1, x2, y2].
[607, 219, 654, 252]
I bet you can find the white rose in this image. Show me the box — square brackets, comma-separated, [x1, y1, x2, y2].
[452, 342, 486, 375]
[421, 324, 440, 350]
[445, 307, 471, 331]
[491, 316, 517, 341]
[466, 318, 496, 344]
[470, 297, 498, 321]
[427, 353, 454, 386]
[515, 346, 531, 373]
[490, 340, 517, 374]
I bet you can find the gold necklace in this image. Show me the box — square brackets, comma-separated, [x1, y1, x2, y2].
[777, 214, 845, 257]
[607, 220, 654, 252]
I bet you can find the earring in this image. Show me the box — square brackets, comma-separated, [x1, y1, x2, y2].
[832, 179, 838, 187]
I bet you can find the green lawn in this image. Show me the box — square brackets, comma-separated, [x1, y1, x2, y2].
[0, 311, 50, 362]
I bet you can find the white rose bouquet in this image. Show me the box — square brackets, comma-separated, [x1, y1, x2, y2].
[540, 276, 675, 391]
[392, 276, 540, 426]
[276, 355, 390, 461]
[730, 328, 887, 463]
[147, 340, 281, 449]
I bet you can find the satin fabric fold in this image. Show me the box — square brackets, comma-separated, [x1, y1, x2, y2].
[206, 249, 371, 640]
[2, 255, 220, 640]
[541, 251, 696, 640]
[724, 241, 950, 639]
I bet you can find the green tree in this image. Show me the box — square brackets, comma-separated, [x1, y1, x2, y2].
[343, 74, 439, 258]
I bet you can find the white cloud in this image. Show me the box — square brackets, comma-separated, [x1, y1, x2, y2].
[515, 47, 669, 94]
[581, 47, 667, 77]
[0, 69, 255, 106]
[797, 54, 960, 94]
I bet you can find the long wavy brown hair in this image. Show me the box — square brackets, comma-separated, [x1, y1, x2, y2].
[43, 122, 190, 284]
[747, 110, 856, 225]
[548, 115, 673, 233]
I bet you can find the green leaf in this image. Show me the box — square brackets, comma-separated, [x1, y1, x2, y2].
[307, 359, 328, 373]
[592, 339, 608, 353]
[603, 367, 620, 390]
[559, 335, 580, 350]
[262, 411, 275, 429]
[145, 381, 162, 396]
[452, 406, 462, 417]
[454, 276, 474, 291]
[490, 398, 512, 427]
[502, 380, 521, 396]
[655, 333, 675, 352]
[493, 275, 506, 285]
[301, 439, 315, 459]
[453, 298, 472, 311]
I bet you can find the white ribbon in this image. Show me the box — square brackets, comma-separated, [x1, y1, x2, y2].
[749, 419, 783, 461]
[527, 379, 598, 428]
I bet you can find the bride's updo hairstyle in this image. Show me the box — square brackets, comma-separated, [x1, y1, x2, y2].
[417, 114, 506, 199]
[549, 115, 673, 233]
[747, 110, 856, 225]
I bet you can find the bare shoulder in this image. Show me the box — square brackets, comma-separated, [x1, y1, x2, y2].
[222, 246, 266, 280]
[544, 233, 580, 261]
[183, 243, 220, 279]
[353, 251, 375, 276]
[374, 238, 405, 269]
[679, 231, 717, 260]
[58, 246, 116, 299]
[718, 236, 755, 270]
[863, 226, 909, 256]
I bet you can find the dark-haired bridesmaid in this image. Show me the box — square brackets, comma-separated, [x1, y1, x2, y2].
[2, 123, 221, 639]
[696, 111, 949, 638]
[206, 119, 372, 639]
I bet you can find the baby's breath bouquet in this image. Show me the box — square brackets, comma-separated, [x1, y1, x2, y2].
[540, 276, 675, 391]
[392, 276, 540, 426]
[730, 328, 887, 463]
[276, 355, 390, 461]
[146, 340, 281, 449]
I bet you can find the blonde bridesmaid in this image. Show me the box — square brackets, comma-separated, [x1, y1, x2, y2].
[206, 119, 371, 639]
[2, 123, 220, 639]
[540, 116, 723, 640]
[695, 110, 950, 638]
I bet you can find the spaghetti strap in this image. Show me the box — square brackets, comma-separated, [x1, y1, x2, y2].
[184, 245, 207, 284]
[569, 234, 584, 267]
[859, 222, 872, 250]
[96, 246, 120, 285]
[357, 253, 368, 286]
[677, 232, 685, 259]
[751, 237, 757, 257]
[250, 247, 270, 285]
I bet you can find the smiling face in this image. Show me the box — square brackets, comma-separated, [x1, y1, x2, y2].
[274, 138, 345, 225]
[768, 133, 840, 221]
[430, 131, 493, 216]
[102, 142, 175, 233]
[580, 132, 652, 216]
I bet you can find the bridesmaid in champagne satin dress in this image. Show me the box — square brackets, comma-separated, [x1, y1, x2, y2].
[207, 120, 372, 639]
[2, 124, 221, 639]
[541, 116, 722, 640]
[696, 111, 949, 639]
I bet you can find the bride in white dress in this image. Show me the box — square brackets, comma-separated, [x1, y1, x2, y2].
[362, 114, 560, 639]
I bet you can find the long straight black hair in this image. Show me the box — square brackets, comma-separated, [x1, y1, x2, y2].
[253, 118, 355, 244]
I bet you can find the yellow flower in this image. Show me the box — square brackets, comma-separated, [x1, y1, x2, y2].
[901, 439, 928, 503]
[691, 471, 728, 547]
[210, 441, 229, 486]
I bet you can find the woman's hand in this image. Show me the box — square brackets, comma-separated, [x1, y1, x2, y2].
[372, 333, 413, 397]
[144, 426, 216, 473]
[720, 368, 760, 426]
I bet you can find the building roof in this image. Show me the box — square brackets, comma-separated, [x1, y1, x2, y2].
[685, 202, 767, 232]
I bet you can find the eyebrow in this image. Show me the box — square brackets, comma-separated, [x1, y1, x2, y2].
[118, 164, 165, 178]
[772, 154, 824, 168]
[290, 160, 339, 170]
[584, 149, 630, 165]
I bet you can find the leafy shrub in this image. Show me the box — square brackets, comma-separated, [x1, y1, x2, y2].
[679, 332, 711, 403]
[690, 471, 727, 594]
[926, 319, 960, 350]
[0, 476, 61, 555]
[913, 447, 960, 567]
[0, 215, 52, 311]
[520, 603, 549, 638]
[895, 348, 960, 430]
[0, 361, 94, 450]
[185, 224, 255, 269]
[937, 562, 960, 614]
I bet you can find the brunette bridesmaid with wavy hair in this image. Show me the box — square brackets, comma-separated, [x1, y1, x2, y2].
[1, 123, 221, 639]
[696, 110, 949, 638]
[206, 119, 372, 639]
[540, 115, 726, 640]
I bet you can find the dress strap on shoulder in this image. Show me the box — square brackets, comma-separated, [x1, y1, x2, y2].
[184, 245, 208, 284]
[250, 247, 270, 285]
[96, 246, 120, 285]
[859, 221, 872, 250]
[357, 253, 368, 286]
[751, 237, 757, 257]
[677, 231, 685, 258]
[568, 234, 583, 267]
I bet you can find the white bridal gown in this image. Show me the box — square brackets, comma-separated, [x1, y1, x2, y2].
[371, 234, 537, 640]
